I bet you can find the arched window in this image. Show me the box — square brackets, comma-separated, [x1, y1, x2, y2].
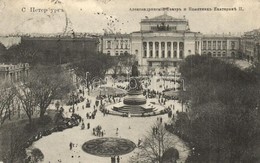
[107, 51, 111, 56]
[115, 51, 119, 56]
[207, 52, 212, 57]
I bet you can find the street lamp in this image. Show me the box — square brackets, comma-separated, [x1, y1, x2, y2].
[86, 72, 90, 95]
[181, 78, 186, 112]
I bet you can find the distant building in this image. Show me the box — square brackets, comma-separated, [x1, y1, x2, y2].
[201, 34, 240, 58]
[0, 63, 29, 83]
[21, 35, 99, 64]
[240, 29, 260, 62]
[100, 13, 247, 70]
[100, 33, 131, 56]
[131, 14, 202, 68]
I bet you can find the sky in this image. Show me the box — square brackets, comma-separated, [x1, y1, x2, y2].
[0, 0, 259, 35]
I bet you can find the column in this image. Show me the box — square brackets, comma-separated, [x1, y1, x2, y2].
[171, 42, 174, 58]
[153, 42, 155, 58]
[159, 41, 161, 58]
[146, 42, 149, 57]
[164, 42, 167, 58]
[177, 42, 180, 59]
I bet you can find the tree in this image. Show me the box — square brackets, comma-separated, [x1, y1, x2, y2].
[71, 53, 115, 80]
[130, 122, 177, 163]
[15, 82, 37, 129]
[30, 148, 44, 162]
[0, 82, 16, 125]
[178, 55, 260, 163]
[30, 65, 75, 118]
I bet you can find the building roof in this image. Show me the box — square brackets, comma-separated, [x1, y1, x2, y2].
[141, 14, 187, 23]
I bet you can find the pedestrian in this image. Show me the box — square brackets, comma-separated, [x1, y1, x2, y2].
[117, 156, 120, 163]
[116, 128, 119, 136]
[69, 142, 73, 150]
[87, 123, 90, 129]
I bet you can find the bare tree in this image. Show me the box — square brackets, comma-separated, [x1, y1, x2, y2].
[129, 122, 178, 163]
[0, 82, 16, 125]
[30, 66, 75, 119]
[16, 82, 37, 128]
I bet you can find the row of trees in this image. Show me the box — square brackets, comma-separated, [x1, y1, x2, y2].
[176, 55, 260, 163]
[0, 65, 75, 128]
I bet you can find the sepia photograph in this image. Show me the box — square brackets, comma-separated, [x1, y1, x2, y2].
[0, 0, 259, 162]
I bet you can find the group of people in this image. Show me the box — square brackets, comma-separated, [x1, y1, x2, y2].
[111, 156, 121, 163]
[93, 125, 105, 137]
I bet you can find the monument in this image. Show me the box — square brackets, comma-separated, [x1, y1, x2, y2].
[112, 63, 158, 115]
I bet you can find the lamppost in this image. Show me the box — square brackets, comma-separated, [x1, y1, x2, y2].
[181, 78, 185, 112]
[86, 72, 90, 95]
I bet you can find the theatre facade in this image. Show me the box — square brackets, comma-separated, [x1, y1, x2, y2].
[100, 14, 241, 67]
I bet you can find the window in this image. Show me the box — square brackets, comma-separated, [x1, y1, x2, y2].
[150, 50, 153, 58]
[222, 52, 226, 57]
[218, 41, 221, 50]
[213, 52, 216, 57]
[174, 51, 177, 58]
[168, 51, 171, 58]
[208, 41, 211, 50]
[231, 41, 235, 50]
[173, 42, 177, 49]
[217, 52, 221, 57]
[115, 40, 119, 49]
[179, 42, 184, 50]
[107, 51, 110, 56]
[167, 42, 171, 50]
[179, 51, 183, 59]
[213, 41, 216, 50]
[120, 51, 123, 55]
[115, 51, 119, 56]
[203, 41, 206, 50]
[222, 41, 227, 50]
[144, 50, 147, 58]
[156, 50, 159, 58]
[162, 51, 165, 58]
[135, 50, 138, 55]
[107, 41, 111, 49]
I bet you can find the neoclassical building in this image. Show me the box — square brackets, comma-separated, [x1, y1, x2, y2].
[240, 29, 260, 62]
[201, 34, 240, 58]
[130, 14, 202, 67]
[100, 13, 245, 68]
[0, 63, 29, 83]
[100, 33, 131, 56]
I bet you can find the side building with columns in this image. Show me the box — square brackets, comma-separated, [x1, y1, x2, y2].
[0, 63, 29, 83]
[130, 14, 202, 69]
